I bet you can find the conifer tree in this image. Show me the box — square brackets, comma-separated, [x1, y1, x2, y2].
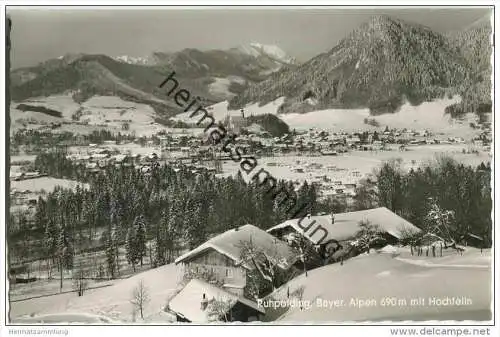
[105, 224, 118, 279]
[184, 196, 207, 250]
[134, 215, 147, 267]
[44, 219, 59, 265]
[126, 226, 138, 272]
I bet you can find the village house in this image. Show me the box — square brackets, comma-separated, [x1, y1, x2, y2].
[320, 148, 338, 156]
[174, 224, 298, 298]
[168, 279, 265, 323]
[372, 140, 384, 149]
[170, 224, 299, 322]
[103, 140, 117, 146]
[267, 207, 421, 257]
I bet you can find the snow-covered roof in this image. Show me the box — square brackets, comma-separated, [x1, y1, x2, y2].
[113, 154, 127, 162]
[378, 244, 399, 254]
[76, 155, 91, 161]
[267, 207, 421, 244]
[92, 153, 109, 159]
[175, 224, 298, 270]
[169, 279, 264, 323]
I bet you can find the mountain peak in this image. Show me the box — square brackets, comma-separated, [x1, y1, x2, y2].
[234, 43, 297, 64]
[113, 55, 154, 65]
[368, 14, 396, 25]
[359, 14, 432, 35]
[230, 15, 482, 115]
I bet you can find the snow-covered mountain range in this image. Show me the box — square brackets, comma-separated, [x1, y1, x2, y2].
[112, 43, 297, 67]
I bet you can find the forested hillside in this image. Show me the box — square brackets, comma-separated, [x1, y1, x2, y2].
[230, 15, 491, 116]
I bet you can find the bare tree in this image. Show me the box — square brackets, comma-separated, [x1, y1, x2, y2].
[353, 220, 385, 253]
[425, 198, 457, 245]
[288, 232, 322, 277]
[72, 263, 88, 297]
[398, 226, 424, 256]
[290, 233, 309, 276]
[424, 198, 467, 255]
[354, 177, 379, 210]
[46, 259, 53, 279]
[237, 239, 293, 293]
[130, 279, 150, 320]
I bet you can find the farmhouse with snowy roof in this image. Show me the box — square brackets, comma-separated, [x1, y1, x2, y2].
[168, 279, 265, 323]
[175, 224, 299, 298]
[267, 207, 421, 257]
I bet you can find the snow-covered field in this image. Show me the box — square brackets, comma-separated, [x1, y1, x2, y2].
[10, 247, 491, 323]
[269, 248, 491, 322]
[219, 145, 490, 184]
[10, 277, 114, 302]
[9, 244, 157, 302]
[281, 96, 478, 136]
[395, 247, 491, 268]
[173, 96, 482, 140]
[10, 250, 490, 323]
[10, 108, 64, 129]
[22, 95, 81, 120]
[11, 177, 89, 193]
[11, 312, 120, 324]
[208, 76, 246, 99]
[80, 96, 155, 124]
[172, 97, 286, 123]
[11, 155, 37, 164]
[70, 96, 168, 137]
[11, 95, 173, 137]
[11, 94, 486, 141]
[68, 143, 160, 157]
[10, 264, 184, 323]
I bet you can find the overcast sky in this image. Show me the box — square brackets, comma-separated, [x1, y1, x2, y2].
[8, 7, 492, 69]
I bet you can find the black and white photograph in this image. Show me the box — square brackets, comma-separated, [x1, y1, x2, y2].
[2, 2, 497, 330]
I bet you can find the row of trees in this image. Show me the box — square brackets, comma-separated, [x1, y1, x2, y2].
[12, 129, 136, 149]
[355, 156, 492, 246]
[10, 151, 330, 282]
